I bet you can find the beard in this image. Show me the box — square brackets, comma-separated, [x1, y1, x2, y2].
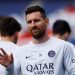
[30, 28, 45, 39]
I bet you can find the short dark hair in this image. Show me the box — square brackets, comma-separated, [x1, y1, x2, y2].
[0, 16, 21, 36]
[53, 20, 71, 35]
[25, 5, 46, 18]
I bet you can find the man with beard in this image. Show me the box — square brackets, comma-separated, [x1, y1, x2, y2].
[0, 16, 21, 75]
[0, 6, 75, 75]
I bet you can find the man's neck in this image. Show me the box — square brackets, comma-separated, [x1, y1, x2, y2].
[32, 32, 50, 44]
[53, 35, 60, 38]
[1, 36, 12, 43]
[53, 34, 63, 40]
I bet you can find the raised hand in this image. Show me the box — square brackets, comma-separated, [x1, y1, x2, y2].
[0, 48, 13, 68]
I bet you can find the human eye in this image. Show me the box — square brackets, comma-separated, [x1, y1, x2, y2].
[34, 19, 41, 22]
[27, 20, 32, 24]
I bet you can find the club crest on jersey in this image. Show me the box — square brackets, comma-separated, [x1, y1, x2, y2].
[48, 50, 55, 58]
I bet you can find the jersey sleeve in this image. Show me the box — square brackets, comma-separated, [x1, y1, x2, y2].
[64, 43, 75, 75]
[6, 64, 14, 75]
[6, 47, 21, 75]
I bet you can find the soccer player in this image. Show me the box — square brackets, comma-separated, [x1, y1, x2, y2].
[52, 19, 75, 47]
[0, 6, 75, 75]
[52, 20, 75, 75]
[0, 16, 21, 75]
[52, 20, 71, 41]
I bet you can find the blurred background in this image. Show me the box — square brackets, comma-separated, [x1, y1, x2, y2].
[1, 0, 75, 45]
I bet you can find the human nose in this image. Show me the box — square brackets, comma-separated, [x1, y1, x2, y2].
[31, 21, 36, 26]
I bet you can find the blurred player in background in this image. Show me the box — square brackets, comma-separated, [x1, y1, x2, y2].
[0, 16, 21, 75]
[52, 19, 75, 48]
[52, 20, 71, 41]
[52, 20, 75, 75]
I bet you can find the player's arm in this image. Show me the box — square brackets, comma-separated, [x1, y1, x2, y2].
[0, 48, 21, 75]
[0, 48, 13, 67]
[64, 43, 75, 75]
[0, 48, 15, 75]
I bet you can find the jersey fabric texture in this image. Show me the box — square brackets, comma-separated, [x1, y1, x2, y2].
[0, 41, 19, 75]
[65, 42, 75, 75]
[7, 36, 75, 75]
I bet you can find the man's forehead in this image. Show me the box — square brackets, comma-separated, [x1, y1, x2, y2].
[26, 12, 42, 20]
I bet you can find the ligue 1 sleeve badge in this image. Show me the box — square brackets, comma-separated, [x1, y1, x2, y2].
[48, 50, 55, 58]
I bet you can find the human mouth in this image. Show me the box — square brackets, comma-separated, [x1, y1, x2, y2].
[32, 29, 39, 34]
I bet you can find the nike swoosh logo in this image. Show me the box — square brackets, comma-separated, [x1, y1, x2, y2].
[26, 56, 31, 59]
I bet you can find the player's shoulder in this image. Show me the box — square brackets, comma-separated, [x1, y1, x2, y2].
[0, 41, 19, 54]
[0, 40, 16, 46]
[17, 42, 31, 56]
[21, 41, 32, 49]
[51, 36, 72, 47]
[67, 42, 75, 49]
[0, 40, 19, 50]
